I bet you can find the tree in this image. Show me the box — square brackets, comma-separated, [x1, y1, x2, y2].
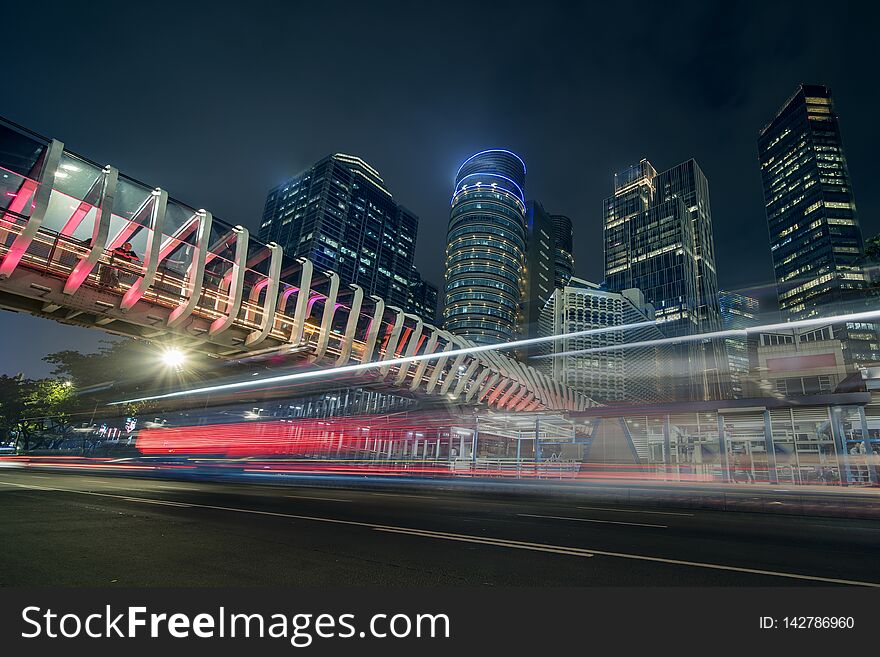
[42, 339, 136, 388]
[864, 234, 880, 261]
[858, 233, 880, 297]
[0, 375, 80, 451]
[0, 375, 29, 447]
[25, 378, 78, 436]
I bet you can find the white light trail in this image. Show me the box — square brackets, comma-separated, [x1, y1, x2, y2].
[109, 308, 880, 406]
[531, 309, 880, 359]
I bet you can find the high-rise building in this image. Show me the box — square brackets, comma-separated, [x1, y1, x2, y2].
[758, 84, 878, 367]
[537, 278, 670, 403]
[550, 214, 575, 288]
[521, 200, 556, 344]
[443, 149, 527, 345]
[604, 158, 729, 400]
[260, 153, 435, 322]
[410, 276, 439, 325]
[719, 290, 760, 398]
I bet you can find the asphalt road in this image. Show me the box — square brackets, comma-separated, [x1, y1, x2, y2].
[1, 469, 879, 587]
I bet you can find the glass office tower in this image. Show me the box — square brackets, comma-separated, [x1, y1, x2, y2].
[410, 276, 439, 324]
[260, 153, 435, 322]
[521, 200, 556, 344]
[758, 84, 878, 367]
[719, 290, 760, 398]
[443, 149, 527, 344]
[550, 213, 575, 288]
[604, 158, 729, 400]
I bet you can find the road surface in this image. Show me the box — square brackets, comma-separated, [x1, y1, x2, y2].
[1, 469, 879, 586]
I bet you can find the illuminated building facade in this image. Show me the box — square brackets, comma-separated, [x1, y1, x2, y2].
[410, 276, 439, 324]
[719, 290, 760, 398]
[443, 149, 527, 344]
[604, 158, 729, 400]
[260, 153, 435, 322]
[521, 200, 556, 345]
[537, 278, 670, 403]
[551, 214, 575, 288]
[758, 84, 878, 367]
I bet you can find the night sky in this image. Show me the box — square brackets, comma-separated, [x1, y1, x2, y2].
[2, 1, 877, 377]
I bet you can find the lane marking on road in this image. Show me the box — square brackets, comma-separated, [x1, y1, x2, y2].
[372, 527, 594, 557]
[3, 477, 880, 587]
[366, 492, 439, 500]
[519, 513, 667, 528]
[121, 497, 195, 508]
[284, 494, 352, 503]
[577, 506, 693, 517]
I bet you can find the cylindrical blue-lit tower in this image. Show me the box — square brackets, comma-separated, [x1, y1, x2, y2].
[443, 149, 527, 345]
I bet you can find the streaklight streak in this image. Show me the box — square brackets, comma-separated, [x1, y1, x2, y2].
[109, 319, 660, 405]
[531, 308, 880, 359]
[110, 308, 880, 406]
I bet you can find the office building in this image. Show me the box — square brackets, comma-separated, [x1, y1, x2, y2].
[758, 83, 878, 367]
[537, 278, 670, 403]
[521, 200, 556, 344]
[551, 214, 575, 288]
[603, 158, 728, 400]
[410, 276, 438, 325]
[443, 149, 527, 345]
[719, 290, 760, 398]
[260, 153, 434, 322]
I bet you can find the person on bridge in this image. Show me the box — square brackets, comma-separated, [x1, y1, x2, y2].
[114, 242, 139, 262]
[99, 242, 139, 288]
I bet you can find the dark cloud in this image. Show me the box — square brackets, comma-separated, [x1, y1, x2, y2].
[1, 0, 878, 376]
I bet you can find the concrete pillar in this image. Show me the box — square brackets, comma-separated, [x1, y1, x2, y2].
[717, 414, 730, 482]
[762, 410, 779, 484]
[857, 406, 877, 484]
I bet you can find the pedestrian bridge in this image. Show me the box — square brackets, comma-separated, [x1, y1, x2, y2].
[0, 117, 590, 412]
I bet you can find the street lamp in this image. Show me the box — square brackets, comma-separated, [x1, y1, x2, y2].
[160, 348, 186, 369]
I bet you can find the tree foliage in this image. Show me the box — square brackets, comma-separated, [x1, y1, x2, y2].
[0, 375, 76, 450]
[864, 234, 880, 261]
[42, 339, 148, 388]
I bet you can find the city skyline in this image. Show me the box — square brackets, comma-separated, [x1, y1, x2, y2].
[3, 0, 880, 625]
[2, 1, 878, 376]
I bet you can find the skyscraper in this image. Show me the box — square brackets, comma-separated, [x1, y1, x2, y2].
[521, 200, 556, 344]
[443, 149, 527, 345]
[758, 84, 878, 366]
[260, 153, 436, 322]
[604, 158, 728, 400]
[550, 214, 575, 288]
[410, 276, 439, 324]
[719, 290, 760, 398]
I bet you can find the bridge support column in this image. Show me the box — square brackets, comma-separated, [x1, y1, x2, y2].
[120, 188, 169, 311]
[392, 315, 423, 384]
[361, 295, 385, 361]
[312, 271, 341, 359]
[209, 225, 249, 337]
[335, 285, 363, 365]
